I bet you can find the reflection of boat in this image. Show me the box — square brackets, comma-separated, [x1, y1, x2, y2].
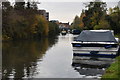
[73, 67, 105, 77]
[72, 30, 120, 58]
[72, 56, 115, 68]
[71, 56, 115, 78]
[61, 30, 67, 35]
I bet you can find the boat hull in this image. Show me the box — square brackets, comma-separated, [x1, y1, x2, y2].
[72, 42, 119, 58]
[61, 33, 66, 35]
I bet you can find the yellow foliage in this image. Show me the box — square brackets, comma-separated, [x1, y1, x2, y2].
[35, 15, 49, 36]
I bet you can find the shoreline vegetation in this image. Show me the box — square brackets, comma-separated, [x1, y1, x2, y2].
[101, 56, 120, 80]
[101, 34, 120, 80]
[2, 1, 60, 41]
[71, 1, 120, 36]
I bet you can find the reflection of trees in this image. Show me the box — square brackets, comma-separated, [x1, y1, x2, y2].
[2, 37, 58, 79]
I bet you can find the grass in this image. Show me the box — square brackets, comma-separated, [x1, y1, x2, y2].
[101, 56, 120, 80]
[115, 34, 120, 39]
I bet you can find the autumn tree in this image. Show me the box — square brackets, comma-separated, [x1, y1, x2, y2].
[48, 22, 59, 36]
[2, 1, 13, 40]
[71, 15, 81, 30]
[2, 0, 59, 41]
[82, 1, 107, 29]
[35, 15, 49, 37]
[94, 18, 110, 30]
[79, 10, 85, 29]
[108, 6, 120, 34]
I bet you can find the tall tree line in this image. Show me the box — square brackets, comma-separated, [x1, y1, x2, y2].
[2, 0, 59, 41]
[71, 1, 120, 35]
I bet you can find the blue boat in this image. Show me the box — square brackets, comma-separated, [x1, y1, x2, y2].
[72, 29, 81, 35]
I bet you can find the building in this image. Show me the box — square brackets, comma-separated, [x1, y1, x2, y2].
[50, 20, 59, 24]
[38, 10, 49, 21]
[59, 22, 70, 30]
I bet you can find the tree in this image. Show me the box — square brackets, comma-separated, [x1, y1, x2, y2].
[2, 1, 14, 40]
[79, 10, 85, 29]
[82, 1, 107, 29]
[48, 22, 59, 36]
[71, 15, 81, 30]
[26, 0, 31, 9]
[94, 19, 110, 30]
[2, 0, 12, 11]
[109, 6, 120, 34]
[31, 1, 38, 10]
[2, 0, 58, 40]
[14, 0, 25, 10]
[108, 8, 113, 14]
[35, 15, 49, 37]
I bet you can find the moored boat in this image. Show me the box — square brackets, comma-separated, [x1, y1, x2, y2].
[61, 30, 67, 35]
[72, 30, 120, 58]
[72, 29, 81, 35]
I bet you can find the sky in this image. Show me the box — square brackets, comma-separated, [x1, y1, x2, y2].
[7, 0, 120, 23]
[38, 2, 119, 23]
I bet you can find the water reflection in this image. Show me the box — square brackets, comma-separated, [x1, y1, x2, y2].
[72, 53, 115, 78]
[2, 34, 116, 79]
[2, 37, 58, 79]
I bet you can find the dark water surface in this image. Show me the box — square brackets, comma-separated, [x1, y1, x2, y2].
[2, 34, 114, 79]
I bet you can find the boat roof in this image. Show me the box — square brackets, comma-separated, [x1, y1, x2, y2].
[75, 30, 117, 43]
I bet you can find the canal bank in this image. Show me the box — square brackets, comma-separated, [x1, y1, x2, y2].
[101, 34, 120, 79]
[101, 56, 120, 79]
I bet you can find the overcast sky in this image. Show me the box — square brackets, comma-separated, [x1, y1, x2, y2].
[38, 2, 118, 23]
[7, 0, 120, 23]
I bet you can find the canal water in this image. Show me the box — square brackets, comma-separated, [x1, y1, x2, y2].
[2, 34, 115, 79]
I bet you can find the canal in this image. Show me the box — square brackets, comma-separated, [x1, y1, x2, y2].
[2, 34, 115, 79]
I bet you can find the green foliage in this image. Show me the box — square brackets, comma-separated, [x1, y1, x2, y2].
[108, 6, 120, 34]
[94, 18, 111, 30]
[71, 15, 83, 30]
[2, 1, 13, 11]
[26, 1, 38, 10]
[48, 22, 60, 36]
[72, 0, 120, 35]
[14, 0, 25, 10]
[101, 56, 120, 80]
[4, 10, 29, 39]
[94, 25, 101, 30]
[2, 10, 49, 40]
[82, 1, 107, 29]
[2, 1, 59, 41]
[35, 15, 49, 36]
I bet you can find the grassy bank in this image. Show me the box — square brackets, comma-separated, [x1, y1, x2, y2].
[101, 56, 120, 80]
[115, 34, 120, 39]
